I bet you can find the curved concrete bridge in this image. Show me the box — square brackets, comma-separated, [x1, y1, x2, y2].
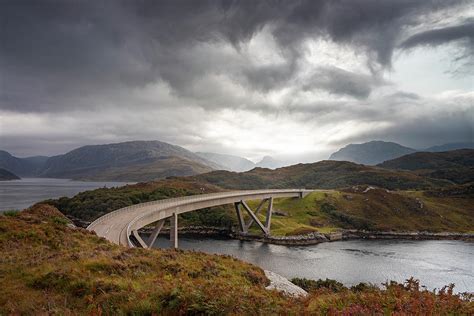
[87, 189, 312, 248]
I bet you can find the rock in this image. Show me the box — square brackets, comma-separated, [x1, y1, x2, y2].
[273, 210, 288, 216]
[264, 270, 308, 297]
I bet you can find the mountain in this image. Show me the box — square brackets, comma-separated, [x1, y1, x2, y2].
[329, 141, 416, 165]
[194, 160, 449, 190]
[378, 149, 474, 184]
[196, 152, 255, 172]
[256, 156, 283, 169]
[0, 168, 20, 181]
[39, 140, 218, 181]
[0, 150, 48, 176]
[424, 142, 474, 152]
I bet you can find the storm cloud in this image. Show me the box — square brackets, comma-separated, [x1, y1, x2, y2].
[0, 0, 472, 159]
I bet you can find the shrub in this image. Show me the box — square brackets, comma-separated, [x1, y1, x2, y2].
[291, 277, 346, 293]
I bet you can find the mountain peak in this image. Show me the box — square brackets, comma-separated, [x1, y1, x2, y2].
[329, 141, 416, 165]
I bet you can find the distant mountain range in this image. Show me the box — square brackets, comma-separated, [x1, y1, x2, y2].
[0, 150, 49, 177]
[196, 152, 285, 171]
[196, 152, 255, 172]
[1, 139, 472, 182]
[329, 141, 474, 165]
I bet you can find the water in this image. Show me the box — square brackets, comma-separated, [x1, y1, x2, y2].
[0, 178, 130, 211]
[152, 237, 474, 293]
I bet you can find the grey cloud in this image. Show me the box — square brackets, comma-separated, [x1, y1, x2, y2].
[303, 66, 385, 99]
[400, 21, 474, 49]
[1, 0, 468, 113]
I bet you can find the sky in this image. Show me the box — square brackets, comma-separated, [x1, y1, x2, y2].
[0, 0, 473, 162]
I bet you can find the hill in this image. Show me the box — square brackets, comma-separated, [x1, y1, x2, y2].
[196, 152, 255, 172]
[378, 149, 474, 184]
[39, 141, 218, 181]
[193, 160, 449, 190]
[0, 168, 20, 180]
[425, 142, 474, 152]
[251, 186, 474, 235]
[0, 150, 47, 176]
[1, 204, 471, 314]
[329, 141, 416, 165]
[256, 155, 284, 169]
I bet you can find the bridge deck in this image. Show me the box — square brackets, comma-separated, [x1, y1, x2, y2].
[87, 189, 313, 247]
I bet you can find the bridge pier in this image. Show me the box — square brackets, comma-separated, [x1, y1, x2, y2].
[147, 219, 165, 248]
[235, 197, 273, 236]
[170, 213, 178, 248]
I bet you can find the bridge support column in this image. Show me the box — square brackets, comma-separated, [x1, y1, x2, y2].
[132, 230, 147, 248]
[234, 202, 247, 234]
[147, 219, 165, 248]
[264, 197, 273, 231]
[170, 213, 178, 249]
[240, 201, 269, 236]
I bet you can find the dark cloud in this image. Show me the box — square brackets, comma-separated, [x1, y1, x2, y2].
[400, 21, 474, 49]
[0, 0, 471, 157]
[0, 0, 468, 113]
[303, 66, 385, 99]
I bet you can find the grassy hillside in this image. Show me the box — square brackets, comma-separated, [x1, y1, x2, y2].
[378, 149, 474, 184]
[245, 186, 474, 235]
[1, 205, 471, 314]
[194, 160, 450, 190]
[45, 178, 473, 234]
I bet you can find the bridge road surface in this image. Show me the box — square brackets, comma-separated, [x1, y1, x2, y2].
[88, 189, 313, 248]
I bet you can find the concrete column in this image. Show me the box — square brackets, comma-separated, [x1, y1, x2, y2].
[234, 202, 247, 233]
[241, 201, 268, 235]
[170, 213, 178, 248]
[265, 197, 273, 233]
[147, 219, 165, 248]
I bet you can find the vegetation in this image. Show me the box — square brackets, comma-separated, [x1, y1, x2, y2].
[378, 149, 474, 184]
[193, 160, 450, 190]
[245, 186, 474, 235]
[1, 205, 472, 315]
[45, 179, 224, 222]
[44, 177, 473, 235]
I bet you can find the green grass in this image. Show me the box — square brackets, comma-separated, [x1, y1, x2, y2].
[244, 187, 473, 236]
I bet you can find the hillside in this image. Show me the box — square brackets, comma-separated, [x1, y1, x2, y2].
[193, 160, 449, 190]
[39, 141, 218, 181]
[329, 141, 416, 165]
[247, 186, 474, 235]
[425, 142, 474, 152]
[378, 149, 474, 184]
[0, 168, 20, 180]
[0, 150, 47, 176]
[1, 205, 471, 314]
[196, 152, 255, 172]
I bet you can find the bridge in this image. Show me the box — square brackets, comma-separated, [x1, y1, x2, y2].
[87, 189, 312, 249]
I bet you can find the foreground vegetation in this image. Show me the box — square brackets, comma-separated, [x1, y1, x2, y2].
[1, 205, 472, 314]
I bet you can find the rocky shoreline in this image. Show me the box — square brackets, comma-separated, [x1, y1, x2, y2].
[138, 225, 474, 246]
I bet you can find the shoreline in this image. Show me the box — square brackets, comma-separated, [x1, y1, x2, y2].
[138, 225, 474, 245]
